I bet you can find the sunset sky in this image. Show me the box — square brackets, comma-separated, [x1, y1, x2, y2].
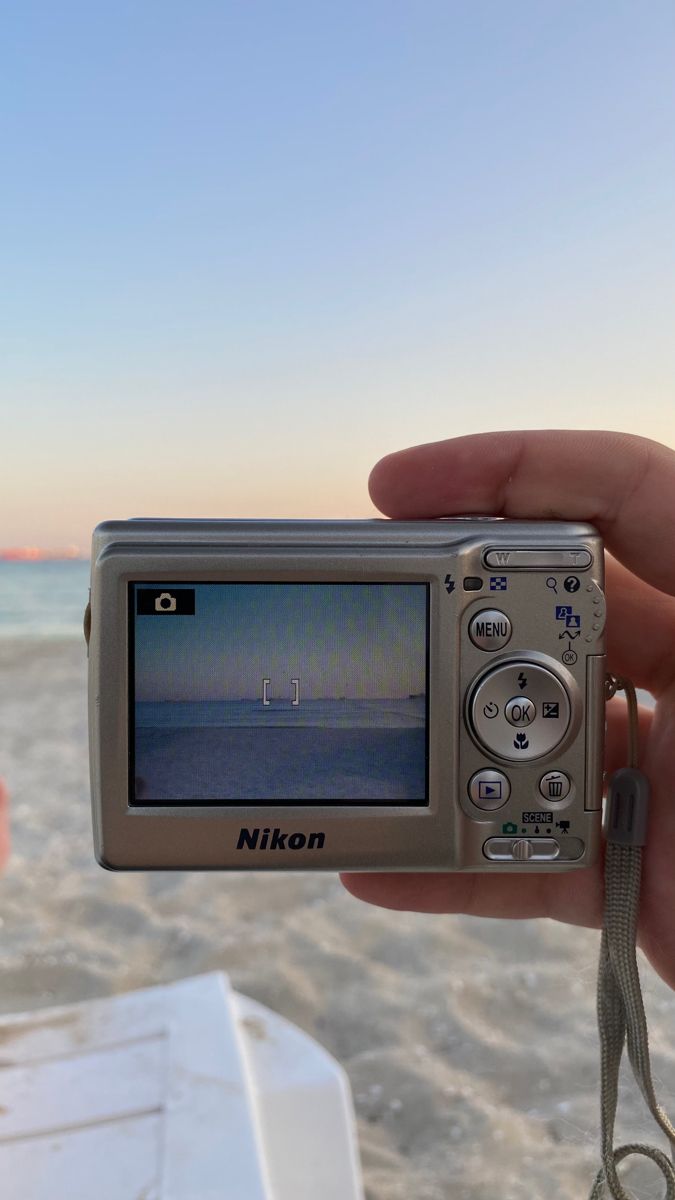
[1, 2, 674, 550]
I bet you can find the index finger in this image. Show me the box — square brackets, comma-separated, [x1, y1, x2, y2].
[368, 429, 675, 597]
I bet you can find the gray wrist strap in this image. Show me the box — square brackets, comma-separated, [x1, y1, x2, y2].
[590, 677, 675, 1198]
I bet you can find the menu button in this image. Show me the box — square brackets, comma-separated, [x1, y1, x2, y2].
[469, 610, 512, 651]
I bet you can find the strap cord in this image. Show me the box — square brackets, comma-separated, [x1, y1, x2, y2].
[590, 676, 675, 1198]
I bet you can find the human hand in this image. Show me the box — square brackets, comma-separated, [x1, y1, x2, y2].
[341, 430, 675, 989]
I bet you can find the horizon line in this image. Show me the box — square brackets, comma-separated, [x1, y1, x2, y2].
[0, 546, 85, 561]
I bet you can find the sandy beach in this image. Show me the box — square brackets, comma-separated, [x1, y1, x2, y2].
[1, 635, 674, 1198]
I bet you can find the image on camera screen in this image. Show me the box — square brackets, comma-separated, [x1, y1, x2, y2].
[129, 582, 429, 805]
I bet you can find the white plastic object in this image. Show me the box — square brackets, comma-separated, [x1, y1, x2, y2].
[0, 971, 364, 1199]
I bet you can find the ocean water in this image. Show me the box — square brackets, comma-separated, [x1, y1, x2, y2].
[0, 560, 90, 638]
[136, 697, 426, 729]
[134, 699, 427, 801]
[135, 725, 427, 800]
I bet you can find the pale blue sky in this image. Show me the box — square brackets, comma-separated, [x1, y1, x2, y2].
[1, 2, 673, 548]
[134, 583, 427, 700]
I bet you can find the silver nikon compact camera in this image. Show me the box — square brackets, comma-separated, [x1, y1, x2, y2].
[87, 518, 606, 872]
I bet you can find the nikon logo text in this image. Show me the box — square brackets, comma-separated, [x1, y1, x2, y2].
[236, 827, 326, 851]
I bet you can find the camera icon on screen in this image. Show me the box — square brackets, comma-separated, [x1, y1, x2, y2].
[154, 592, 177, 613]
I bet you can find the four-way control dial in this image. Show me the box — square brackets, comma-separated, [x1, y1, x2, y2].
[469, 662, 571, 761]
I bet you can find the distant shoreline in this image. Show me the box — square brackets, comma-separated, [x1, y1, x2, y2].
[0, 553, 88, 562]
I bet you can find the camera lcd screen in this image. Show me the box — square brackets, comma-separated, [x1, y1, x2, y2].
[129, 582, 429, 805]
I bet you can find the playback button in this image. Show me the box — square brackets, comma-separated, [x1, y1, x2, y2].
[468, 769, 511, 810]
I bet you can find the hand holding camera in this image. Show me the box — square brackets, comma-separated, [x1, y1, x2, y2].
[341, 429, 675, 993]
[87, 428, 675, 990]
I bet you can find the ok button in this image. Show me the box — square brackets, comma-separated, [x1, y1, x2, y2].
[505, 697, 536, 727]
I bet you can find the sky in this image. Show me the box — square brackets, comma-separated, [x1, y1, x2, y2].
[133, 583, 427, 700]
[1, 2, 674, 549]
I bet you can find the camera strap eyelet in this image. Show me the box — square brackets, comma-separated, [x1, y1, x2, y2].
[589, 676, 675, 1198]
